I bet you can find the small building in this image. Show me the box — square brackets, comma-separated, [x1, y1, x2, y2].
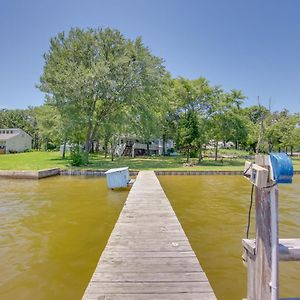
[115, 136, 174, 157]
[0, 128, 32, 154]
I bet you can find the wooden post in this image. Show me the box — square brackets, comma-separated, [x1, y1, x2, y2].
[243, 249, 256, 300]
[243, 155, 279, 300]
[254, 186, 279, 300]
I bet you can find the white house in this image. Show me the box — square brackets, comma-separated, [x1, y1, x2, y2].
[0, 128, 32, 154]
[115, 136, 174, 157]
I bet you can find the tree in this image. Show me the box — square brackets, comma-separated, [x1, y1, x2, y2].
[172, 77, 215, 161]
[207, 89, 246, 160]
[34, 105, 63, 151]
[177, 110, 199, 162]
[266, 110, 300, 154]
[39, 27, 167, 163]
[243, 105, 270, 153]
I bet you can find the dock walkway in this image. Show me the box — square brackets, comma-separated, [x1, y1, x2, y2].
[83, 171, 216, 300]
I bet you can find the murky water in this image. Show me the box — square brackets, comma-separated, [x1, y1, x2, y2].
[0, 176, 128, 300]
[159, 175, 300, 300]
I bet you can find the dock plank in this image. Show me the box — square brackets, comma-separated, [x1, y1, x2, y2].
[82, 171, 216, 300]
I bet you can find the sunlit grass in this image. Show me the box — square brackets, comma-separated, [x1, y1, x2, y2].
[0, 150, 299, 171]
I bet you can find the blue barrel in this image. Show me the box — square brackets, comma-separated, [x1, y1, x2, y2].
[270, 153, 293, 184]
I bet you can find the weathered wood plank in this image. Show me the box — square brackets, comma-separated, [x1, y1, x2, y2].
[90, 272, 208, 282]
[98, 256, 200, 266]
[252, 186, 278, 300]
[243, 238, 300, 262]
[84, 281, 213, 293]
[101, 251, 196, 258]
[108, 236, 189, 244]
[83, 293, 217, 300]
[82, 171, 216, 300]
[104, 243, 193, 252]
[94, 263, 202, 273]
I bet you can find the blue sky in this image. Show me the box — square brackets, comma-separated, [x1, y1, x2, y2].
[1, 0, 300, 112]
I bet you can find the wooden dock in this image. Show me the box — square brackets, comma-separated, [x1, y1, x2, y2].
[83, 171, 216, 300]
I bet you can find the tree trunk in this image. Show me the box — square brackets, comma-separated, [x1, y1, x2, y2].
[62, 139, 67, 159]
[33, 133, 39, 149]
[90, 141, 94, 153]
[147, 142, 150, 156]
[110, 142, 114, 161]
[95, 141, 100, 153]
[186, 147, 190, 163]
[44, 138, 48, 151]
[215, 142, 218, 161]
[84, 138, 90, 154]
[84, 122, 97, 162]
[162, 134, 166, 156]
[291, 146, 293, 156]
[103, 133, 110, 158]
[235, 140, 238, 150]
[198, 144, 203, 164]
[84, 137, 91, 162]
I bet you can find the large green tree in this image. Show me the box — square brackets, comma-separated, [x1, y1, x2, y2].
[39, 27, 167, 161]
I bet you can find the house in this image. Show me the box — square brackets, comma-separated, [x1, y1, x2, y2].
[0, 128, 32, 154]
[115, 136, 174, 157]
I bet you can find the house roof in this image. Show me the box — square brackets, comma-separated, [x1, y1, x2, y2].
[0, 132, 19, 141]
[0, 128, 31, 141]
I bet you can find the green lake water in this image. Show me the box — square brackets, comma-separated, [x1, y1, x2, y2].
[159, 175, 300, 300]
[1, 174, 299, 300]
[0, 176, 128, 300]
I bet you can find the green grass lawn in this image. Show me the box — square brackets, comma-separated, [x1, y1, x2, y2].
[0, 151, 299, 171]
[0, 152, 71, 170]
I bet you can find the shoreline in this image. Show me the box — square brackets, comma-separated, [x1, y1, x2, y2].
[0, 168, 299, 179]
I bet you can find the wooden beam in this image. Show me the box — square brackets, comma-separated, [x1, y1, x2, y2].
[253, 185, 279, 300]
[243, 238, 300, 262]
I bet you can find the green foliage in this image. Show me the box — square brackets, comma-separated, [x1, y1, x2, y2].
[70, 145, 87, 166]
[266, 110, 300, 152]
[34, 105, 63, 150]
[39, 27, 168, 160]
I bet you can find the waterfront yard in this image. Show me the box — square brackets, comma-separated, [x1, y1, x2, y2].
[0, 151, 300, 171]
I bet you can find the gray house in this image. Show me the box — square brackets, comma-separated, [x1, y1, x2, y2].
[0, 128, 32, 154]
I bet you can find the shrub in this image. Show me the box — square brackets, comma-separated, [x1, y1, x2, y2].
[70, 145, 87, 166]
